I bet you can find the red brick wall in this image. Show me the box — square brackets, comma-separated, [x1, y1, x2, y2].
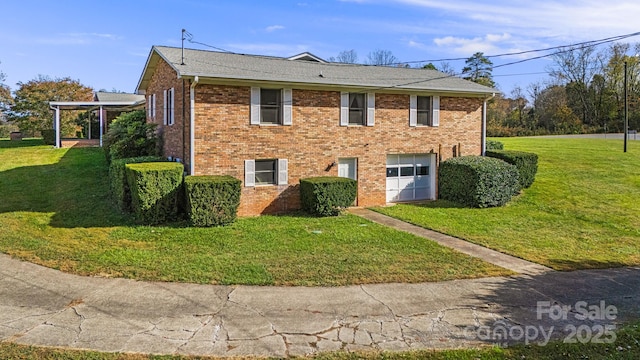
[145, 60, 190, 167]
[190, 85, 483, 216]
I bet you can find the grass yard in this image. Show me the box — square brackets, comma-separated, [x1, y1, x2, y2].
[375, 137, 640, 271]
[0, 139, 508, 285]
[2, 321, 639, 359]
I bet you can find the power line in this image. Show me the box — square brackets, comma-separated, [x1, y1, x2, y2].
[393, 31, 640, 66]
[178, 29, 640, 97]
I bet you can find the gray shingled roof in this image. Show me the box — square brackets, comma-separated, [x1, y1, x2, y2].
[137, 46, 496, 96]
[94, 92, 145, 103]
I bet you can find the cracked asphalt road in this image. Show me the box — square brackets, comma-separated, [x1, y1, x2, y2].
[1, 253, 639, 357]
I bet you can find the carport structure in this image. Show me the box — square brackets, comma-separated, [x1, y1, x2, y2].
[49, 92, 145, 148]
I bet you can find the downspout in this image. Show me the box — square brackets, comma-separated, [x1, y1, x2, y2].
[189, 76, 199, 175]
[481, 93, 496, 156]
[182, 79, 186, 164]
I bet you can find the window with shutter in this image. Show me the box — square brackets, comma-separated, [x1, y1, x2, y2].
[250, 87, 292, 125]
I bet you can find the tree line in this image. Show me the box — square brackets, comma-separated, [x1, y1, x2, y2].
[2, 43, 639, 139]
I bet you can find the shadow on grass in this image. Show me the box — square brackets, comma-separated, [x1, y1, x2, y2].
[399, 199, 468, 209]
[0, 146, 133, 228]
[0, 138, 45, 148]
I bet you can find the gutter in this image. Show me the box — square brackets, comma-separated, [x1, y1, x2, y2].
[189, 76, 199, 175]
[482, 92, 496, 156]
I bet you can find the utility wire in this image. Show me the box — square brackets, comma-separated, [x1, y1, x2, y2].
[392, 31, 640, 66]
[178, 29, 640, 98]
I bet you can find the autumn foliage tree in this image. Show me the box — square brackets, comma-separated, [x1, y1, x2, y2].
[0, 63, 11, 122]
[9, 75, 93, 136]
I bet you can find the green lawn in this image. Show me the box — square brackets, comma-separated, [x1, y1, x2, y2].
[2, 321, 639, 359]
[375, 137, 640, 271]
[0, 139, 508, 285]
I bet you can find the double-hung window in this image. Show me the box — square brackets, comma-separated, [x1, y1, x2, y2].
[250, 87, 293, 125]
[147, 94, 156, 120]
[163, 88, 174, 125]
[340, 92, 375, 126]
[260, 89, 281, 124]
[244, 159, 288, 187]
[410, 95, 439, 127]
[349, 93, 366, 125]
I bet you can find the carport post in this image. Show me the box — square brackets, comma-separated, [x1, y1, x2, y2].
[54, 106, 61, 148]
[99, 106, 104, 147]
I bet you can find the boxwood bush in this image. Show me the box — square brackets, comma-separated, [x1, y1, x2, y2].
[109, 156, 167, 212]
[184, 175, 241, 226]
[485, 150, 538, 189]
[486, 140, 504, 150]
[438, 156, 519, 208]
[125, 162, 184, 224]
[300, 176, 357, 216]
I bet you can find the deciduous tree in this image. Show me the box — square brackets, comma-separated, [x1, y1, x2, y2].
[0, 62, 12, 123]
[328, 49, 358, 64]
[366, 49, 398, 66]
[9, 75, 93, 136]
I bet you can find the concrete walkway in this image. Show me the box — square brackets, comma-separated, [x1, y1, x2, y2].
[1, 253, 639, 357]
[349, 208, 552, 276]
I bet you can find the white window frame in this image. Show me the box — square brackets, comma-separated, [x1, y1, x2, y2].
[410, 95, 439, 127]
[163, 88, 174, 126]
[244, 158, 288, 187]
[340, 92, 374, 126]
[151, 93, 156, 119]
[250, 87, 292, 126]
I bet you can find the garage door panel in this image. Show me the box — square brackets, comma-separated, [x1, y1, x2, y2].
[398, 177, 414, 188]
[415, 175, 429, 187]
[386, 178, 399, 191]
[415, 187, 429, 199]
[386, 190, 399, 202]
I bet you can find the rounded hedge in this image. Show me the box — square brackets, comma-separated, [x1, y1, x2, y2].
[300, 176, 357, 216]
[485, 150, 538, 189]
[438, 156, 519, 208]
[184, 175, 241, 226]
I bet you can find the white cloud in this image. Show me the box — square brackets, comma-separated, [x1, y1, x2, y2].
[434, 33, 515, 55]
[265, 25, 285, 32]
[35, 32, 120, 45]
[393, 0, 640, 40]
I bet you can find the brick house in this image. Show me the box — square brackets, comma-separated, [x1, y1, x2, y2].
[136, 46, 496, 216]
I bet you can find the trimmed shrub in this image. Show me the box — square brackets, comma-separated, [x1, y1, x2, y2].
[486, 150, 539, 189]
[125, 162, 184, 224]
[300, 176, 357, 216]
[103, 110, 158, 163]
[438, 156, 519, 208]
[41, 129, 56, 145]
[486, 140, 504, 150]
[109, 156, 167, 212]
[184, 175, 241, 226]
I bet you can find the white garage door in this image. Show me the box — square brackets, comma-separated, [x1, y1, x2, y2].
[386, 154, 436, 202]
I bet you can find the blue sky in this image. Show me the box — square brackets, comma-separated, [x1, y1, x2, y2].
[2, 0, 640, 96]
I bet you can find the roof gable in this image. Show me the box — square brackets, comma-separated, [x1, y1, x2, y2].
[287, 52, 327, 63]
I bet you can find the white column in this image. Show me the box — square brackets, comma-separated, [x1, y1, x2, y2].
[55, 106, 61, 148]
[87, 111, 91, 140]
[99, 106, 104, 147]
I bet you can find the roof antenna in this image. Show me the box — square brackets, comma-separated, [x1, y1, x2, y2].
[181, 29, 186, 65]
